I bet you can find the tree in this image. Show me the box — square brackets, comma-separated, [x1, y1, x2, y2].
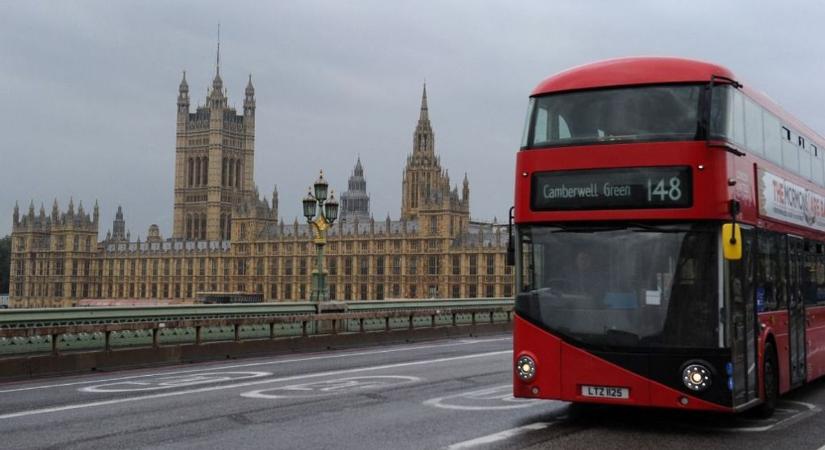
[0, 235, 9, 294]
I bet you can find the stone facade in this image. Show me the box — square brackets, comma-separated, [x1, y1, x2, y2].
[9, 71, 510, 308]
[173, 68, 257, 242]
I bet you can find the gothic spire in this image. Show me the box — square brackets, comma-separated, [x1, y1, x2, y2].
[419, 83, 428, 122]
[462, 172, 470, 204]
[216, 23, 221, 77]
[413, 83, 434, 155]
[244, 74, 255, 113]
[113, 205, 126, 240]
[354, 156, 363, 176]
[246, 74, 254, 95]
[179, 70, 189, 93]
[212, 24, 223, 91]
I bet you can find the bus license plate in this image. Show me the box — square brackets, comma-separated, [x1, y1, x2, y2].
[581, 385, 629, 399]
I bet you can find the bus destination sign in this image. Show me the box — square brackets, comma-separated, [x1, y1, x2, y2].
[531, 166, 692, 211]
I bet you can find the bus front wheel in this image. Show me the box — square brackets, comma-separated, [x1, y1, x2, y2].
[754, 342, 778, 418]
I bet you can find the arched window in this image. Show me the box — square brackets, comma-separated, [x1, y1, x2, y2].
[236, 159, 242, 189]
[188, 158, 194, 186]
[195, 158, 202, 186]
[191, 214, 198, 240]
[228, 159, 235, 187]
[200, 214, 207, 240]
[202, 157, 209, 186]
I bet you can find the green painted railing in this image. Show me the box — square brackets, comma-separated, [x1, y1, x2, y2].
[0, 298, 513, 356]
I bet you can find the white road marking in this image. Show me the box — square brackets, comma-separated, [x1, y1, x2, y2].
[241, 375, 421, 399]
[446, 422, 554, 449]
[0, 350, 510, 420]
[424, 385, 544, 411]
[0, 336, 511, 394]
[79, 371, 272, 393]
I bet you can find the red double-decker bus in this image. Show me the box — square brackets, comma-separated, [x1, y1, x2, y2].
[511, 57, 825, 416]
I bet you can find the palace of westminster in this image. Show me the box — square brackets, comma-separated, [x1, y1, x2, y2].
[8, 59, 510, 308]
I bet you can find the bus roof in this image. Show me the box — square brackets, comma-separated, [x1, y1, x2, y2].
[531, 56, 825, 148]
[531, 57, 733, 95]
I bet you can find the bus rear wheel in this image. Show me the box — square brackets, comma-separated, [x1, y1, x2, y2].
[754, 343, 778, 418]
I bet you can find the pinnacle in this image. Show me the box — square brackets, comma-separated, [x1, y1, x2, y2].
[419, 83, 429, 122]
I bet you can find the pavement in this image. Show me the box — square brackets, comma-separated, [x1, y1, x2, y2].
[1, 333, 825, 449]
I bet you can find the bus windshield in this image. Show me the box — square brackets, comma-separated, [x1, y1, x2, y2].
[516, 223, 719, 349]
[522, 85, 704, 148]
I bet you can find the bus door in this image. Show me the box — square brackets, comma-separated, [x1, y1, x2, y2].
[788, 236, 807, 387]
[727, 227, 758, 406]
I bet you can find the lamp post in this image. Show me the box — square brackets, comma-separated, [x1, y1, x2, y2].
[303, 170, 339, 302]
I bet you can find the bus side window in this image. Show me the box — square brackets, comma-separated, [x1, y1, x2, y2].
[757, 231, 773, 311]
[558, 115, 571, 139]
[757, 231, 787, 311]
[744, 97, 764, 155]
[802, 240, 816, 305]
[763, 113, 782, 165]
[776, 234, 789, 310]
[534, 107, 549, 144]
[730, 89, 746, 147]
[817, 243, 825, 305]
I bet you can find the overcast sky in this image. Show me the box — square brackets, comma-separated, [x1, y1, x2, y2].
[1, 1, 824, 238]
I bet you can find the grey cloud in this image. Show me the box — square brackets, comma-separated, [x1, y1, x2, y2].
[2, 0, 825, 236]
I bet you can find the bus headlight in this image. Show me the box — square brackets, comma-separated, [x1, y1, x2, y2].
[682, 363, 711, 392]
[516, 355, 536, 382]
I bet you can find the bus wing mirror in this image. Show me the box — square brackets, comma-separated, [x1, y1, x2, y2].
[506, 206, 515, 266]
[722, 223, 742, 260]
[506, 242, 515, 266]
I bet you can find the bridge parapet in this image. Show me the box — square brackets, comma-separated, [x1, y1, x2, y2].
[0, 298, 513, 375]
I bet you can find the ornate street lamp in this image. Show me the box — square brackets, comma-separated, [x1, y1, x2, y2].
[303, 170, 338, 302]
